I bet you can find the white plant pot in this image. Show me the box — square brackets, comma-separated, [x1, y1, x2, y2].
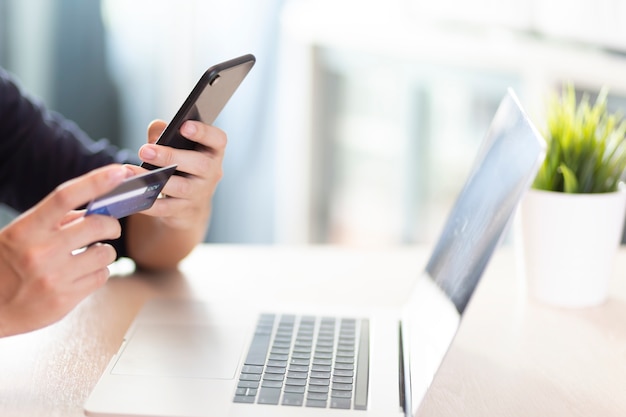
[518, 188, 626, 308]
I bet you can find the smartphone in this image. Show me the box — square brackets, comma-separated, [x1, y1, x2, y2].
[141, 54, 256, 171]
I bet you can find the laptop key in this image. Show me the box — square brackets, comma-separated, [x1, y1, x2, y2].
[333, 369, 354, 377]
[332, 376, 353, 384]
[285, 378, 306, 386]
[241, 365, 263, 374]
[239, 373, 261, 381]
[307, 392, 328, 401]
[233, 395, 255, 404]
[264, 366, 286, 374]
[262, 373, 284, 381]
[306, 399, 327, 408]
[244, 333, 271, 366]
[313, 352, 332, 359]
[268, 353, 288, 361]
[266, 359, 287, 368]
[310, 371, 331, 379]
[237, 380, 259, 389]
[309, 378, 330, 386]
[311, 364, 331, 372]
[261, 380, 283, 389]
[282, 392, 304, 406]
[308, 385, 329, 393]
[243, 320, 274, 366]
[293, 345, 312, 353]
[330, 397, 352, 409]
[257, 387, 281, 405]
[284, 385, 306, 394]
[315, 346, 333, 353]
[331, 389, 352, 398]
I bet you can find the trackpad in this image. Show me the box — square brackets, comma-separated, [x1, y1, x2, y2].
[112, 324, 245, 379]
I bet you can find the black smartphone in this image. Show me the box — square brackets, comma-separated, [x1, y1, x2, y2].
[141, 54, 256, 171]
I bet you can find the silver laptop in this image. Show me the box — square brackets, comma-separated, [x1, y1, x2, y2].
[84, 89, 545, 417]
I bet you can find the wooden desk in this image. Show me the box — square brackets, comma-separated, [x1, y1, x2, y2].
[1, 244, 625, 416]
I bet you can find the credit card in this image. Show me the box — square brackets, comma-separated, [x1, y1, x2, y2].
[85, 164, 177, 219]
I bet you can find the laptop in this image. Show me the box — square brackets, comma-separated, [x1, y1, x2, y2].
[84, 89, 546, 417]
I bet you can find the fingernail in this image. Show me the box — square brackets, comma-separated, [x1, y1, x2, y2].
[122, 165, 134, 178]
[182, 121, 197, 136]
[140, 145, 157, 160]
[108, 166, 127, 183]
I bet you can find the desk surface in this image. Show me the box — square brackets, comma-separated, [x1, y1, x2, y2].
[1, 244, 626, 417]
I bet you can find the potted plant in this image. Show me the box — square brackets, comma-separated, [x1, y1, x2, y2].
[519, 84, 626, 307]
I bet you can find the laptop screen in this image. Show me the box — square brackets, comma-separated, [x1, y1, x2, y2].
[402, 89, 546, 416]
[425, 89, 547, 314]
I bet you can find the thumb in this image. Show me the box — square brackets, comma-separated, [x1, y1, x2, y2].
[147, 120, 168, 144]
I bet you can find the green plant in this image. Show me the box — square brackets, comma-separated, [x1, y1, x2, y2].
[532, 84, 626, 193]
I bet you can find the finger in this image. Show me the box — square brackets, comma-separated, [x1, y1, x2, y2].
[60, 210, 86, 226]
[159, 173, 193, 199]
[138, 141, 180, 168]
[139, 143, 224, 179]
[138, 194, 190, 218]
[70, 243, 117, 283]
[147, 120, 168, 144]
[123, 164, 148, 177]
[63, 245, 114, 298]
[59, 215, 122, 252]
[180, 121, 227, 156]
[35, 165, 130, 226]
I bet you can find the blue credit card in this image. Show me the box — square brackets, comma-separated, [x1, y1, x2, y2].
[85, 164, 177, 219]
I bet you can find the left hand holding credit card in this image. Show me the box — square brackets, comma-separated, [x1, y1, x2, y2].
[85, 164, 177, 219]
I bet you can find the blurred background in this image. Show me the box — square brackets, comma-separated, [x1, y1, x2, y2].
[1, 0, 626, 246]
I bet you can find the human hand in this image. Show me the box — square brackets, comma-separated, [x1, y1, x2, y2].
[130, 120, 227, 231]
[0, 164, 131, 337]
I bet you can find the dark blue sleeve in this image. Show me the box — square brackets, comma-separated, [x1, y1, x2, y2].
[0, 67, 141, 258]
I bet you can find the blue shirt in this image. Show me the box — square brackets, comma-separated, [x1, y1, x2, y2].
[0, 67, 139, 258]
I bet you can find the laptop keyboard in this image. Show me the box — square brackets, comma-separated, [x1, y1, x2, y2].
[233, 314, 370, 410]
